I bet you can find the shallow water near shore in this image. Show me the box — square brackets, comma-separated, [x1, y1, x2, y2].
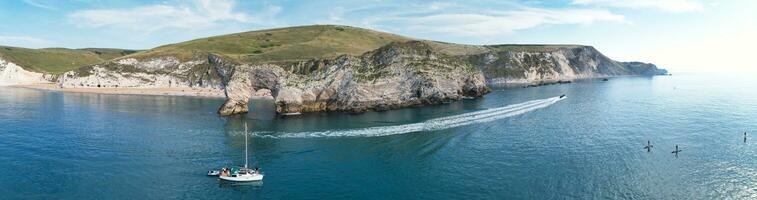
[1, 73, 756, 199]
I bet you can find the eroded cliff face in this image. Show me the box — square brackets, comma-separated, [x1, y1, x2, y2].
[215, 41, 490, 115]
[470, 46, 666, 85]
[0, 59, 51, 86]
[58, 56, 224, 90]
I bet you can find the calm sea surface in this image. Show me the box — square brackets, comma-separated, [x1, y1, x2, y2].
[1, 73, 756, 199]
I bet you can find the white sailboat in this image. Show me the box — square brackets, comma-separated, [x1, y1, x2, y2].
[219, 123, 264, 182]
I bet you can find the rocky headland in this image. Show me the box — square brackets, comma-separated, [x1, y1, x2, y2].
[0, 25, 667, 116]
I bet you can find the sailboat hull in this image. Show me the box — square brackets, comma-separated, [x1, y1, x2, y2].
[219, 174, 264, 182]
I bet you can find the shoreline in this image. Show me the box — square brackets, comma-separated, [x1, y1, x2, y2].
[6, 75, 668, 100]
[11, 83, 230, 99]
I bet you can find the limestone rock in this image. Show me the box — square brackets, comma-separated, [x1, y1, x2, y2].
[57, 56, 223, 89]
[215, 41, 490, 116]
[471, 46, 654, 86]
[0, 59, 50, 86]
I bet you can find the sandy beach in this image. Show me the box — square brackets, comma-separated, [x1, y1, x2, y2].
[13, 83, 228, 98]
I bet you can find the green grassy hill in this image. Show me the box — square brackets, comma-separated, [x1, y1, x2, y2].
[0, 25, 603, 75]
[0, 46, 137, 74]
[125, 25, 412, 64]
[125, 25, 586, 64]
[80, 48, 140, 61]
[0, 25, 413, 74]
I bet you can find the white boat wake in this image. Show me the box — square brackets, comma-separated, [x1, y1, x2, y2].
[252, 96, 565, 139]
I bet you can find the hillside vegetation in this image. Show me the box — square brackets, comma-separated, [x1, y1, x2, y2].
[80, 48, 140, 61]
[125, 25, 412, 64]
[124, 25, 593, 65]
[2, 25, 659, 78]
[0, 46, 137, 74]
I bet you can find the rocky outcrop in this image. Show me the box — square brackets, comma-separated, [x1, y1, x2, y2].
[215, 41, 490, 115]
[0, 59, 51, 86]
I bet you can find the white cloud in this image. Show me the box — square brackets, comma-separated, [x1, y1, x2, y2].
[427, 2, 457, 11]
[572, 0, 704, 13]
[22, 0, 58, 11]
[400, 8, 625, 37]
[0, 35, 54, 47]
[68, 0, 277, 32]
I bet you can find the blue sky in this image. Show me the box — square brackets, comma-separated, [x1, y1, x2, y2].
[0, 0, 755, 72]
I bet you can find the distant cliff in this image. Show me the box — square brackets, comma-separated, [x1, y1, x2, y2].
[1, 25, 666, 116]
[621, 61, 668, 76]
[470, 45, 668, 85]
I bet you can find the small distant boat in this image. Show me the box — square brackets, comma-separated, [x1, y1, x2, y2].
[559, 94, 566, 99]
[219, 123, 264, 182]
[207, 170, 221, 176]
[281, 112, 301, 116]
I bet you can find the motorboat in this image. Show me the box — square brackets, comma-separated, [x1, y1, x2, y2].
[281, 112, 302, 116]
[207, 170, 221, 176]
[559, 94, 566, 99]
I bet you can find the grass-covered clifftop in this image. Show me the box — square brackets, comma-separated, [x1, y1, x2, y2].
[125, 25, 412, 64]
[0, 46, 137, 74]
[1, 25, 664, 78]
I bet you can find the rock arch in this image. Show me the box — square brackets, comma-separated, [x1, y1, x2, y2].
[211, 41, 491, 116]
[211, 55, 284, 116]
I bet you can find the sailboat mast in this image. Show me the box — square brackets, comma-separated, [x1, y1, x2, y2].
[244, 122, 248, 169]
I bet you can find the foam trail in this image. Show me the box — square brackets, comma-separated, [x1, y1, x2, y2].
[252, 96, 564, 139]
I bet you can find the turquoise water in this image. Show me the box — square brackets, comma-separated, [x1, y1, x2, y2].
[1, 73, 756, 199]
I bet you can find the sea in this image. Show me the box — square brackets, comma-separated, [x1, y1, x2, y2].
[1, 72, 755, 199]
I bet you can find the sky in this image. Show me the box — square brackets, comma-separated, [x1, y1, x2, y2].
[0, 0, 755, 72]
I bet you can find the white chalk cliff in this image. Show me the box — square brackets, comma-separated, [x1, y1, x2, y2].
[0, 59, 50, 86]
